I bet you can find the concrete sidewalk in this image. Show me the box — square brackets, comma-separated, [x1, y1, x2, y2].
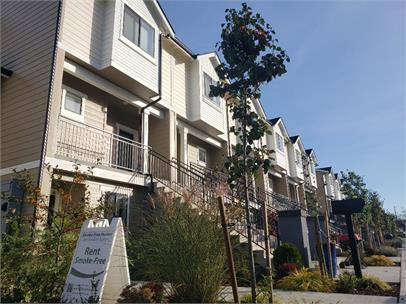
[221, 287, 398, 304]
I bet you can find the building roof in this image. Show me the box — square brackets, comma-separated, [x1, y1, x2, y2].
[268, 117, 281, 126]
[318, 166, 333, 173]
[1, 67, 13, 78]
[305, 149, 313, 156]
[290, 135, 299, 143]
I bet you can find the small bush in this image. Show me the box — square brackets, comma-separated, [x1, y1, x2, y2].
[363, 255, 395, 266]
[118, 282, 164, 303]
[275, 269, 335, 293]
[385, 238, 402, 248]
[279, 263, 300, 277]
[335, 272, 392, 295]
[336, 272, 358, 293]
[273, 243, 303, 277]
[377, 246, 399, 257]
[356, 275, 391, 295]
[128, 198, 226, 303]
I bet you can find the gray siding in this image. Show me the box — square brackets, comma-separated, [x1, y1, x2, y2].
[1, 1, 59, 169]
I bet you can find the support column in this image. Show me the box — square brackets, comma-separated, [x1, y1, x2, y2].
[141, 111, 150, 173]
[179, 126, 189, 165]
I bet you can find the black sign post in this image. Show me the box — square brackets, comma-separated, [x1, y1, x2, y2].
[332, 198, 365, 278]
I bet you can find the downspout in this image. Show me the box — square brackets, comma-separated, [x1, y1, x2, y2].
[139, 33, 163, 143]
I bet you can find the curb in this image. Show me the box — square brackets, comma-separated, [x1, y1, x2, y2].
[399, 238, 406, 303]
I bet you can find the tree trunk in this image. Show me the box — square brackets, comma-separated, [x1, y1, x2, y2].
[242, 96, 257, 303]
[323, 207, 333, 278]
[314, 215, 327, 276]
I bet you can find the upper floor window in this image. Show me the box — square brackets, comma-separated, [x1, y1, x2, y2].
[61, 86, 85, 122]
[310, 162, 315, 174]
[276, 133, 284, 152]
[123, 5, 155, 57]
[198, 147, 207, 167]
[295, 149, 302, 166]
[203, 73, 220, 107]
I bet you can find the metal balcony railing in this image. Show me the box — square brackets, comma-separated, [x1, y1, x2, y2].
[56, 116, 149, 173]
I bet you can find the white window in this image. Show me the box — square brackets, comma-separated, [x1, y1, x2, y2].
[295, 149, 302, 165]
[122, 5, 155, 57]
[203, 72, 220, 107]
[197, 147, 207, 166]
[61, 86, 85, 121]
[310, 162, 315, 174]
[276, 133, 284, 152]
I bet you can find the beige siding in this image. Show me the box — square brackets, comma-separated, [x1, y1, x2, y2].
[61, 73, 141, 133]
[1, 1, 59, 169]
[61, 0, 106, 67]
[161, 40, 191, 118]
[110, 0, 159, 92]
[187, 135, 225, 169]
[149, 115, 171, 158]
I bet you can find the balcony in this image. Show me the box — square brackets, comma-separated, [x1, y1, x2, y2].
[56, 117, 148, 174]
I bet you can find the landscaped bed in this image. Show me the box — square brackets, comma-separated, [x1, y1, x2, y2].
[274, 269, 400, 298]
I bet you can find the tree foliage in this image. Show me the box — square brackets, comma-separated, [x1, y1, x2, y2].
[211, 2, 290, 185]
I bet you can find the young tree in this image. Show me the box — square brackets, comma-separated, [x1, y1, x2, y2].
[212, 3, 289, 302]
[340, 170, 373, 248]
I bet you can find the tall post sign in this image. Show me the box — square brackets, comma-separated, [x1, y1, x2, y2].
[61, 218, 130, 303]
[332, 198, 365, 278]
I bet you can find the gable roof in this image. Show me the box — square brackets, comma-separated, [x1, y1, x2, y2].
[305, 149, 313, 156]
[268, 117, 281, 126]
[318, 166, 333, 173]
[305, 148, 319, 165]
[290, 135, 299, 143]
[268, 117, 289, 138]
[151, 0, 175, 37]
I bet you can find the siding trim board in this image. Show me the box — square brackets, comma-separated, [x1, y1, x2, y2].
[38, 0, 63, 188]
[0, 160, 41, 176]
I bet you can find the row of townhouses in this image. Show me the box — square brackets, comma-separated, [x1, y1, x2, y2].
[1, 0, 344, 263]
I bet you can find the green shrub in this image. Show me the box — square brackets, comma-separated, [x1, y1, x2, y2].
[376, 246, 399, 257]
[356, 275, 391, 295]
[128, 198, 226, 303]
[385, 238, 402, 248]
[275, 269, 335, 292]
[336, 272, 358, 293]
[273, 243, 303, 277]
[363, 255, 395, 266]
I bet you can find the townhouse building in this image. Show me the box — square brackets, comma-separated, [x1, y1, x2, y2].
[1, 0, 240, 228]
[1, 1, 346, 265]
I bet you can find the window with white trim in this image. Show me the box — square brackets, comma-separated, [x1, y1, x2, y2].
[122, 4, 155, 57]
[61, 87, 85, 121]
[197, 147, 207, 166]
[203, 72, 220, 107]
[295, 149, 302, 166]
[310, 162, 315, 174]
[276, 133, 284, 152]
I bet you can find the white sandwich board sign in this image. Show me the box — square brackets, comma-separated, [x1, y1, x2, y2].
[61, 218, 130, 303]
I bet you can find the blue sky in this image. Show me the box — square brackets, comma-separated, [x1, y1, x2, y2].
[159, 0, 405, 212]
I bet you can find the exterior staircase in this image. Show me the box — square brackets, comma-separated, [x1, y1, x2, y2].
[147, 149, 304, 251]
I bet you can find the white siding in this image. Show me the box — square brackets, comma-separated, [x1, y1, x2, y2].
[271, 123, 289, 171]
[110, 0, 159, 92]
[61, 0, 160, 93]
[189, 55, 225, 133]
[161, 41, 191, 118]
